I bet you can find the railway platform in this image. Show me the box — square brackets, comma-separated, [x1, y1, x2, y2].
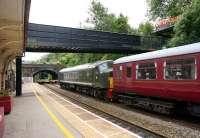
[3, 83, 139, 138]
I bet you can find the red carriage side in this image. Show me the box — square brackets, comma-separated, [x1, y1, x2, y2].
[113, 42, 200, 116]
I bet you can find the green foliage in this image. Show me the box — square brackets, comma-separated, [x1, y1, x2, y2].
[147, 0, 200, 47]
[138, 22, 154, 36]
[48, 74, 52, 80]
[38, 53, 60, 64]
[87, 0, 108, 30]
[87, 1, 134, 34]
[147, 0, 192, 20]
[0, 89, 12, 96]
[168, 0, 200, 47]
[38, 53, 124, 67]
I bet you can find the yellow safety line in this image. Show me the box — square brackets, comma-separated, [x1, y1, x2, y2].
[32, 85, 74, 138]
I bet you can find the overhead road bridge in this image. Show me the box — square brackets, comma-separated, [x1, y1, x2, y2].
[26, 23, 165, 54]
[22, 63, 64, 82]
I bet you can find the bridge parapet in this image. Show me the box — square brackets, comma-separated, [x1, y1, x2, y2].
[22, 64, 64, 79]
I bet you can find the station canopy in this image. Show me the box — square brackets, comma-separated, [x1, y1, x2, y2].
[0, 0, 30, 71]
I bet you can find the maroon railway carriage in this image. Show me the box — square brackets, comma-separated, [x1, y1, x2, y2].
[113, 42, 200, 116]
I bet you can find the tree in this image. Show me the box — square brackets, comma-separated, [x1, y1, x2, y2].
[146, 0, 200, 47]
[87, 1, 133, 34]
[138, 22, 154, 36]
[147, 0, 192, 20]
[168, 0, 200, 47]
[86, 0, 108, 30]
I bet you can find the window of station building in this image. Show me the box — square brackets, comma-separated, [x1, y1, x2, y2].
[164, 58, 196, 80]
[126, 66, 132, 78]
[136, 62, 157, 80]
[116, 65, 122, 79]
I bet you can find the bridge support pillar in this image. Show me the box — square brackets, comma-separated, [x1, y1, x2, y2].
[16, 57, 22, 96]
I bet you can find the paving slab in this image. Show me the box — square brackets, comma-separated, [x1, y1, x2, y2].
[34, 83, 139, 138]
[4, 83, 82, 138]
[4, 83, 140, 138]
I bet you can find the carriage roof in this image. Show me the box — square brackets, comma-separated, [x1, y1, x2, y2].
[59, 60, 112, 73]
[114, 42, 200, 64]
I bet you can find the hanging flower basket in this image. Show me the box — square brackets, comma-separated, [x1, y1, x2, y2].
[0, 90, 13, 114]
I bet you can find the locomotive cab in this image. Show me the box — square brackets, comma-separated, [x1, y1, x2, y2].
[97, 61, 113, 101]
[97, 61, 113, 87]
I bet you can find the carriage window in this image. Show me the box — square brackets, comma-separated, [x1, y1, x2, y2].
[126, 66, 132, 78]
[164, 58, 196, 80]
[74, 72, 77, 79]
[136, 63, 157, 80]
[64, 73, 67, 80]
[116, 65, 122, 79]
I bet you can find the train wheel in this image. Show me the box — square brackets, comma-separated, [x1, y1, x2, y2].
[187, 103, 200, 117]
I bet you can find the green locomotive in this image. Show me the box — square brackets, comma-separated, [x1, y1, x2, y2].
[59, 60, 113, 101]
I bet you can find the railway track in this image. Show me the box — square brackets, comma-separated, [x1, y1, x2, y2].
[43, 84, 164, 138]
[43, 84, 200, 138]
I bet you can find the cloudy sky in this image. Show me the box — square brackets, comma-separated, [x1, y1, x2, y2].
[23, 0, 147, 61]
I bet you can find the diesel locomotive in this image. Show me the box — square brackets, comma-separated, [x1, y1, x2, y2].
[59, 60, 113, 101]
[58, 42, 200, 117]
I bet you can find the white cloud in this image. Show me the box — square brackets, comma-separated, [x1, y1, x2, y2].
[22, 52, 49, 61]
[29, 0, 146, 28]
[99, 0, 147, 28]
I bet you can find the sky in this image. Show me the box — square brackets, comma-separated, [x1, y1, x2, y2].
[23, 0, 147, 61]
